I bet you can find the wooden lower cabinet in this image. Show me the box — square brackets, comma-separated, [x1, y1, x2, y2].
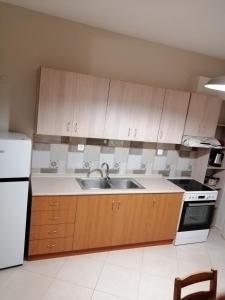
[73, 193, 182, 251]
[28, 193, 182, 257]
[28, 196, 77, 257]
[73, 195, 114, 250]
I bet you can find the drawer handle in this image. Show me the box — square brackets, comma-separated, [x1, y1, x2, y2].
[49, 202, 59, 207]
[47, 243, 56, 248]
[48, 230, 58, 234]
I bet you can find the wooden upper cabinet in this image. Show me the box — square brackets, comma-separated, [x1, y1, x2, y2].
[37, 67, 76, 136]
[104, 80, 165, 142]
[37, 67, 110, 138]
[72, 73, 110, 138]
[184, 93, 222, 137]
[157, 89, 190, 144]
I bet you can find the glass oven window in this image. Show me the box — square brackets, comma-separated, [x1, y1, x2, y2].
[178, 201, 215, 232]
[183, 206, 211, 226]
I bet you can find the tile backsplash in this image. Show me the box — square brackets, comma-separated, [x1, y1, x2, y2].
[32, 135, 197, 177]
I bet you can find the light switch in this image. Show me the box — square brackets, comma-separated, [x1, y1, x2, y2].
[77, 144, 85, 151]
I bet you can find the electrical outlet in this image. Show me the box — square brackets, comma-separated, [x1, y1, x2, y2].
[77, 144, 84, 151]
[157, 149, 164, 156]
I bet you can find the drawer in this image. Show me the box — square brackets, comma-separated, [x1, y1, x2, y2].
[32, 196, 77, 211]
[30, 210, 76, 226]
[29, 237, 73, 256]
[29, 224, 74, 240]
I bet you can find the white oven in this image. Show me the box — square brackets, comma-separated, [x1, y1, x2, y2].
[168, 179, 217, 245]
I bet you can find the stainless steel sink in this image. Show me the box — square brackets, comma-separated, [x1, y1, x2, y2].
[76, 178, 145, 190]
[76, 178, 111, 190]
[109, 178, 144, 189]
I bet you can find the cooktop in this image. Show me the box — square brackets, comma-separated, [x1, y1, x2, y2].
[168, 179, 213, 192]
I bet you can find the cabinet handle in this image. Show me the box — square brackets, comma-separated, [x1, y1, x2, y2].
[49, 202, 58, 207]
[134, 128, 137, 138]
[117, 200, 121, 210]
[128, 128, 131, 137]
[112, 200, 115, 211]
[159, 130, 163, 140]
[152, 199, 156, 208]
[74, 122, 78, 133]
[66, 122, 70, 132]
[47, 243, 56, 248]
[48, 230, 58, 234]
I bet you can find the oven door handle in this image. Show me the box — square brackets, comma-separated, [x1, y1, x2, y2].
[188, 203, 215, 207]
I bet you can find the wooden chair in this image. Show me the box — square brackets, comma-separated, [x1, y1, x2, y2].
[174, 269, 217, 300]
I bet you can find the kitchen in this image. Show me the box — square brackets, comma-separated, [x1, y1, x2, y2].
[1, 1, 225, 299]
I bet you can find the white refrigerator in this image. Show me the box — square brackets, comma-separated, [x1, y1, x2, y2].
[0, 132, 31, 269]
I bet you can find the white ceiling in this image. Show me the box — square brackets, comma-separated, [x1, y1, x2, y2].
[2, 0, 225, 60]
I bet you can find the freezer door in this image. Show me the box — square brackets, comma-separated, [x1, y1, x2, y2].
[0, 138, 31, 178]
[0, 181, 28, 269]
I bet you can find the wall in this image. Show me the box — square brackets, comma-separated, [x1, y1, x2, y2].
[32, 136, 196, 178]
[1, 2, 225, 136]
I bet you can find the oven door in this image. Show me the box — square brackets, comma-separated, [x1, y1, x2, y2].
[178, 200, 215, 232]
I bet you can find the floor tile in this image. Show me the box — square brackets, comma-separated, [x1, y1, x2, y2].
[42, 279, 93, 300]
[96, 263, 140, 300]
[21, 257, 66, 278]
[92, 290, 126, 300]
[217, 269, 225, 296]
[0, 267, 17, 287]
[138, 272, 174, 300]
[142, 244, 178, 279]
[106, 248, 143, 270]
[81, 251, 109, 263]
[0, 269, 52, 300]
[207, 246, 225, 271]
[176, 243, 211, 276]
[56, 255, 103, 289]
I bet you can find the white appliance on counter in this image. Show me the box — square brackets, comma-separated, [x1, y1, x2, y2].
[168, 179, 218, 245]
[0, 132, 31, 269]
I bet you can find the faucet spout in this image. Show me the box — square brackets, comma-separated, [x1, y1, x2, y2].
[87, 168, 103, 178]
[101, 162, 110, 180]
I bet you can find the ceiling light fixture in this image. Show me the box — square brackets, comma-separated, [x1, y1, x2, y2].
[205, 76, 225, 92]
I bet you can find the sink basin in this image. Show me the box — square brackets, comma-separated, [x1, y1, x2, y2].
[76, 178, 145, 190]
[109, 178, 144, 189]
[76, 178, 111, 190]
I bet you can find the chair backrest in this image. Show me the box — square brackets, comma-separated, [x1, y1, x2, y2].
[173, 269, 217, 300]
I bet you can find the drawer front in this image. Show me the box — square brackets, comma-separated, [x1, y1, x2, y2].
[29, 237, 73, 256]
[29, 224, 74, 240]
[31, 210, 76, 226]
[32, 196, 76, 211]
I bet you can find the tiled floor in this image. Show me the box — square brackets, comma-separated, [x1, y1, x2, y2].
[1, 229, 225, 300]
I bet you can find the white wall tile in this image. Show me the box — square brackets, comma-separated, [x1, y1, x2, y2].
[67, 152, 84, 169]
[127, 154, 142, 170]
[32, 150, 50, 168]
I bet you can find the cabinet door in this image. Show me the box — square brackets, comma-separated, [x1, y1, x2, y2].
[111, 194, 156, 245]
[73, 195, 114, 250]
[72, 73, 110, 138]
[37, 67, 76, 136]
[151, 193, 182, 241]
[184, 93, 222, 137]
[157, 89, 190, 144]
[104, 80, 165, 141]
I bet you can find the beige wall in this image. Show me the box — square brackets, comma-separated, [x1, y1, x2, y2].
[1, 2, 225, 136]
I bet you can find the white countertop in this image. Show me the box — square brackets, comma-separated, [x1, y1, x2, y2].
[31, 174, 184, 196]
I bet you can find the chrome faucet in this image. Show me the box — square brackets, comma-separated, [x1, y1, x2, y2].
[101, 162, 110, 181]
[87, 168, 103, 178]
